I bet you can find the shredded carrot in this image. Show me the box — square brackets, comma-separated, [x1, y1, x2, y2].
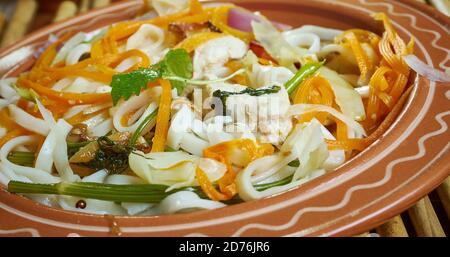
[0, 128, 29, 148]
[121, 111, 135, 127]
[379, 35, 409, 75]
[0, 109, 20, 131]
[374, 13, 410, 76]
[17, 77, 111, 105]
[342, 31, 374, 84]
[34, 50, 148, 85]
[389, 72, 408, 102]
[175, 31, 225, 52]
[34, 32, 74, 69]
[195, 167, 231, 201]
[202, 139, 274, 199]
[338, 29, 381, 54]
[50, 69, 113, 84]
[101, 0, 205, 49]
[91, 39, 104, 59]
[294, 76, 335, 124]
[151, 79, 172, 152]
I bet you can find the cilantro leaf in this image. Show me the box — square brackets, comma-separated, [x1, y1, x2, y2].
[161, 48, 193, 95]
[110, 49, 193, 105]
[163, 48, 193, 79]
[111, 67, 161, 105]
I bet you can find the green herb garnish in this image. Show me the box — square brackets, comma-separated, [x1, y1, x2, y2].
[7, 151, 35, 167]
[81, 136, 133, 174]
[111, 49, 193, 105]
[129, 108, 159, 147]
[212, 85, 281, 112]
[284, 62, 324, 95]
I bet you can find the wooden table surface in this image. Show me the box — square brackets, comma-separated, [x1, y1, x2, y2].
[0, 0, 448, 237]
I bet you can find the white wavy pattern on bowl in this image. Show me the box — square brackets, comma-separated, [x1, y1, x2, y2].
[0, 0, 448, 236]
[0, 228, 40, 237]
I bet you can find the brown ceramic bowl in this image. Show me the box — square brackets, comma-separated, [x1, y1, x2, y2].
[0, 0, 449, 237]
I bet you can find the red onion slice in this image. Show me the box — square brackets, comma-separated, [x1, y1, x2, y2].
[404, 54, 450, 82]
[227, 7, 292, 33]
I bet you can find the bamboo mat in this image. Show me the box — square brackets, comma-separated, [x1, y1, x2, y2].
[0, 0, 448, 237]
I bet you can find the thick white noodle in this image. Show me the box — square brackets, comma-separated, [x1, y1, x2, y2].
[113, 89, 160, 133]
[8, 105, 50, 136]
[317, 44, 357, 66]
[0, 78, 18, 99]
[282, 32, 321, 53]
[146, 191, 226, 215]
[52, 32, 87, 65]
[0, 136, 60, 183]
[52, 119, 80, 182]
[35, 129, 56, 173]
[66, 43, 91, 65]
[0, 162, 32, 185]
[89, 118, 113, 137]
[52, 78, 73, 91]
[0, 78, 19, 109]
[125, 23, 166, 65]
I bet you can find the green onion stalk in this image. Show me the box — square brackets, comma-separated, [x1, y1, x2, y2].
[284, 62, 324, 95]
[8, 175, 293, 204]
[7, 151, 35, 167]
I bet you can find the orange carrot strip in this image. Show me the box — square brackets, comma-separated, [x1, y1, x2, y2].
[17, 78, 111, 105]
[175, 32, 224, 53]
[344, 32, 373, 83]
[203, 139, 274, 198]
[151, 79, 172, 152]
[0, 128, 29, 148]
[195, 167, 230, 201]
[0, 109, 20, 131]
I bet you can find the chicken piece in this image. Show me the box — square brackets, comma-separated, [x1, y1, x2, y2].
[193, 35, 248, 79]
[225, 85, 293, 146]
[248, 63, 294, 89]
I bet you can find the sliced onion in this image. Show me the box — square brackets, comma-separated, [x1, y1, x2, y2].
[404, 54, 450, 82]
[228, 7, 292, 33]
